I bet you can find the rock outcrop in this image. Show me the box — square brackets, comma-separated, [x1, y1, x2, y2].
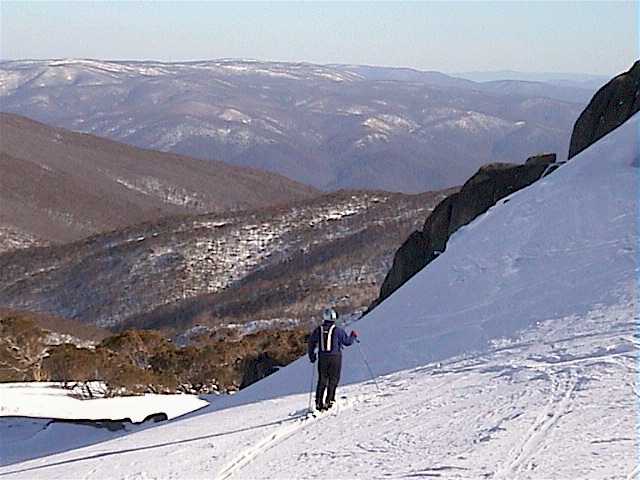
[240, 353, 280, 389]
[568, 61, 640, 158]
[370, 153, 558, 310]
[371, 62, 640, 312]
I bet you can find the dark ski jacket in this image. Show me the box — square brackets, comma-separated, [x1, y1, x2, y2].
[308, 320, 355, 359]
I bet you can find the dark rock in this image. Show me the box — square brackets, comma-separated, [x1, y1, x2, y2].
[240, 353, 280, 389]
[142, 412, 168, 423]
[568, 61, 640, 159]
[377, 231, 431, 302]
[370, 153, 557, 310]
[525, 153, 558, 166]
[52, 412, 167, 432]
[56, 418, 131, 431]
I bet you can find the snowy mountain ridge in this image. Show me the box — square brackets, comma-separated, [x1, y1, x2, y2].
[1, 58, 587, 192]
[1, 113, 636, 478]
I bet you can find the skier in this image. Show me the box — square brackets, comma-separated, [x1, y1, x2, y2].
[308, 307, 358, 411]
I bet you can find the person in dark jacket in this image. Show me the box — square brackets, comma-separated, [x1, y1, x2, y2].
[308, 307, 358, 411]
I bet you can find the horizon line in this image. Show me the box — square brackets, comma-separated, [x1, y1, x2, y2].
[0, 56, 620, 79]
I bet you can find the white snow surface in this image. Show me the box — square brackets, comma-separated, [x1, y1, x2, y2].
[0, 115, 638, 478]
[0, 383, 208, 467]
[0, 383, 208, 423]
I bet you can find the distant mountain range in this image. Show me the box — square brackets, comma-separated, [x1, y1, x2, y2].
[1, 59, 588, 192]
[0, 113, 316, 252]
[454, 69, 608, 90]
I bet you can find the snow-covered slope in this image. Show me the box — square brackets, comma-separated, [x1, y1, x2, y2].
[1, 114, 637, 478]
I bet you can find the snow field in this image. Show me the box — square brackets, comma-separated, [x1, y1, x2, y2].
[0, 382, 208, 423]
[0, 112, 637, 478]
[0, 383, 208, 467]
[0, 299, 635, 479]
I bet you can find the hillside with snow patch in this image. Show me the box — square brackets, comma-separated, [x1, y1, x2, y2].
[1, 114, 637, 478]
[0, 113, 316, 252]
[0, 189, 448, 333]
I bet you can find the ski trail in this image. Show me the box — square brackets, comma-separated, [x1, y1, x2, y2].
[214, 396, 361, 480]
[626, 464, 640, 480]
[493, 368, 577, 479]
[213, 416, 307, 480]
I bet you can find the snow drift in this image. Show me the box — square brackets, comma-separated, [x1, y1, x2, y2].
[0, 383, 208, 423]
[0, 383, 208, 466]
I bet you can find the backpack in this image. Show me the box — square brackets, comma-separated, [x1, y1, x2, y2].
[318, 324, 336, 352]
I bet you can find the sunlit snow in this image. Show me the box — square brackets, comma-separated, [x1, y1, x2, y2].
[1, 110, 636, 479]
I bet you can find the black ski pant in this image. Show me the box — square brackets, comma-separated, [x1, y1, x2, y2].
[316, 353, 342, 407]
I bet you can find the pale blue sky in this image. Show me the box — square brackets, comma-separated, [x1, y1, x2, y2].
[1, 1, 638, 75]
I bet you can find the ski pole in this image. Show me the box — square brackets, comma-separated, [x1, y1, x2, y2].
[355, 339, 381, 392]
[308, 362, 315, 412]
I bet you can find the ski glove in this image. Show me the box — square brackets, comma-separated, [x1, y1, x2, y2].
[350, 330, 358, 338]
[309, 352, 317, 363]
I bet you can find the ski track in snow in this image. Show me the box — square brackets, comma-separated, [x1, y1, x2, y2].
[214, 396, 361, 480]
[225, 305, 635, 480]
[493, 368, 577, 478]
[0, 299, 635, 479]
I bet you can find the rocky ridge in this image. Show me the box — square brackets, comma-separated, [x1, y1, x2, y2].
[370, 61, 640, 311]
[370, 154, 559, 309]
[569, 61, 640, 158]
